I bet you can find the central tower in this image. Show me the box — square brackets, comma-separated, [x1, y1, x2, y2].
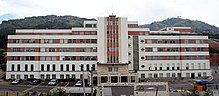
[97, 15, 128, 64]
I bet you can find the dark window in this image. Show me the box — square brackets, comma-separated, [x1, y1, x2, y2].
[172, 67, 175, 70]
[81, 64, 84, 71]
[31, 65, 34, 71]
[12, 64, 14, 71]
[155, 67, 157, 70]
[92, 64, 95, 71]
[177, 67, 180, 70]
[186, 67, 189, 70]
[86, 64, 89, 71]
[17, 65, 20, 71]
[160, 67, 162, 70]
[53, 65, 56, 71]
[47, 64, 50, 71]
[72, 65, 75, 71]
[25, 65, 28, 71]
[66, 64, 69, 71]
[167, 67, 169, 70]
[41, 65, 44, 71]
[61, 64, 63, 71]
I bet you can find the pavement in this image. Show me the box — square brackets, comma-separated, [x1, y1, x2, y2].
[0, 80, 76, 93]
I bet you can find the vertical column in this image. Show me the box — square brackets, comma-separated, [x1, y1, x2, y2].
[108, 76, 111, 83]
[98, 76, 101, 86]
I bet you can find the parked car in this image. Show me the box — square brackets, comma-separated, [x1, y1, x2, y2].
[48, 79, 58, 86]
[30, 79, 41, 85]
[11, 79, 21, 85]
[75, 80, 83, 87]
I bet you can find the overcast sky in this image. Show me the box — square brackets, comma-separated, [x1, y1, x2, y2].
[0, 0, 219, 27]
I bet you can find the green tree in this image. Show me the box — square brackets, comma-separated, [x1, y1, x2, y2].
[47, 88, 69, 96]
[203, 89, 213, 96]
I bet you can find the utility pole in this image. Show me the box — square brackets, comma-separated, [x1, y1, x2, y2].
[81, 65, 85, 96]
[91, 70, 93, 96]
[91, 65, 95, 96]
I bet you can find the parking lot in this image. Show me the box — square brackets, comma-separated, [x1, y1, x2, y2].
[0, 80, 76, 93]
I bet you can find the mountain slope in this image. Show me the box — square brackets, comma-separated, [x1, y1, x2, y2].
[0, 15, 95, 48]
[140, 18, 219, 34]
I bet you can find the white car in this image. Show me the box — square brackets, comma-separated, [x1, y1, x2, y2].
[11, 79, 21, 85]
[75, 80, 83, 87]
[48, 79, 58, 86]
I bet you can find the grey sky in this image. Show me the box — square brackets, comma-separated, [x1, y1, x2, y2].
[0, 0, 219, 27]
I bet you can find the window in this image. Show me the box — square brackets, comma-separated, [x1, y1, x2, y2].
[86, 64, 89, 71]
[114, 67, 118, 72]
[47, 64, 50, 71]
[186, 73, 190, 77]
[203, 72, 207, 77]
[25, 64, 28, 71]
[71, 74, 76, 79]
[66, 64, 69, 71]
[141, 74, 145, 78]
[31, 64, 34, 71]
[172, 73, 176, 77]
[30, 75, 34, 78]
[148, 73, 152, 78]
[66, 74, 70, 79]
[41, 65, 44, 71]
[46, 74, 50, 79]
[155, 67, 157, 70]
[149, 67, 151, 70]
[92, 64, 95, 71]
[177, 67, 180, 70]
[17, 65, 20, 71]
[198, 63, 201, 69]
[159, 73, 163, 78]
[52, 65, 56, 71]
[52, 74, 56, 79]
[61, 64, 64, 71]
[159, 67, 162, 70]
[11, 64, 14, 71]
[166, 73, 170, 77]
[80, 64, 84, 71]
[41, 74, 44, 79]
[167, 67, 169, 70]
[24, 75, 28, 79]
[198, 73, 202, 77]
[72, 64, 75, 71]
[154, 74, 158, 78]
[108, 67, 112, 72]
[11, 74, 15, 79]
[172, 67, 175, 70]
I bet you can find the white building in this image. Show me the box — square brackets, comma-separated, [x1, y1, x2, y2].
[6, 15, 211, 83]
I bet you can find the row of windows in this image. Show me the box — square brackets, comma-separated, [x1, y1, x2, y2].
[11, 64, 96, 72]
[9, 47, 97, 52]
[141, 63, 207, 70]
[42, 47, 97, 52]
[108, 67, 119, 72]
[107, 56, 119, 63]
[10, 39, 97, 44]
[9, 56, 97, 61]
[16, 31, 97, 35]
[144, 55, 208, 60]
[141, 72, 207, 78]
[144, 47, 208, 52]
[64, 56, 97, 61]
[72, 31, 97, 35]
[11, 56, 35, 61]
[10, 74, 77, 80]
[144, 39, 207, 44]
